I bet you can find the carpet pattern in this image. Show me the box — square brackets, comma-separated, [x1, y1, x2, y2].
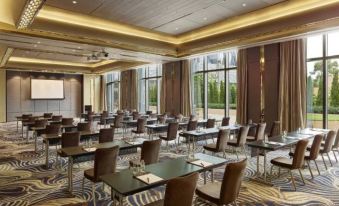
[0, 122, 338, 206]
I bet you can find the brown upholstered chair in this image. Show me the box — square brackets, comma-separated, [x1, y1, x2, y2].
[45, 124, 61, 135]
[51, 115, 62, 122]
[112, 115, 123, 130]
[175, 113, 184, 122]
[133, 112, 141, 120]
[22, 114, 32, 120]
[318, 130, 336, 169]
[203, 129, 230, 158]
[98, 111, 109, 128]
[43, 113, 53, 119]
[189, 114, 197, 121]
[290, 134, 323, 178]
[271, 139, 309, 190]
[98, 128, 114, 143]
[132, 118, 146, 137]
[28, 116, 39, 123]
[145, 173, 199, 206]
[62, 118, 74, 125]
[33, 119, 48, 136]
[159, 122, 179, 151]
[246, 123, 266, 142]
[146, 110, 153, 115]
[332, 129, 339, 162]
[57, 132, 80, 168]
[269, 121, 281, 137]
[157, 115, 166, 124]
[206, 119, 216, 128]
[227, 126, 250, 159]
[82, 146, 119, 206]
[221, 117, 230, 126]
[195, 159, 247, 206]
[130, 139, 162, 167]
[77, 122, 91, 132]
[187, 120, 198, 131]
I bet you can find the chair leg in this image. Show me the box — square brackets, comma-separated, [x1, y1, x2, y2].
[166, 141, 169, 152]
[298, 168, 305, 185]
[327, 153, 333, 166]
[314, 160, 321, 175]
[289, 170, 297, 191]
[270, 165, 274, 176]
[278, 167, 281, 177]
[321, 154, 328, 170]
[234, 201, 239, 206]
[92, 182, 96, 206]
[82, 177, 85, 194]
[306, 160, 314, 179]
[242, 146, 248, 159]
[223, 150, 226, 158]
[333, 150, 338, 163]
[233, 147, 239, 160]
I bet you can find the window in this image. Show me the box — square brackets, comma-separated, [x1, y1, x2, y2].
[306, 32, 339, 129]
[137, 64, 162, 113]
[191, 50, 237, 122]
[106, 72, 120, 112]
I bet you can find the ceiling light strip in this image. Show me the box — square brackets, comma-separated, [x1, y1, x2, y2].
[17, 0, 46, 29]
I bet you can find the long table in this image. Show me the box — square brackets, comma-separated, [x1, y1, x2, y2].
[59, 140, 143, 194]
[246, 128, 330, 184]
[101, 153, 227, 205]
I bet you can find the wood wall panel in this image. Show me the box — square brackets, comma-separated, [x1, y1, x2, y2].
[163, 61, 182, 115]
[6, 71, 83, 121]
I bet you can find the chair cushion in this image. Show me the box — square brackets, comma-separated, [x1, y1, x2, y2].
[144, 199, 164, 206]
[246, 136, 256, 141]
[195, 181, 221, 205]
[84, 168, 100, 182]
[289, 151, 312, 160]
[270, 157, 293, 169]
[203, 144, 218, 152]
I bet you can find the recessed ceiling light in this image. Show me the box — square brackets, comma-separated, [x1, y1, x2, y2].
[72, 1, 77, 4]
[33, 44, 37, 47]
[242, 3, 247, 7]
[77, 46, 81, 49]
[37, 41, 41, 44]
[203, 17, 207, 21]
[72, 49, 76, 52]
[175, 27, 179, 30]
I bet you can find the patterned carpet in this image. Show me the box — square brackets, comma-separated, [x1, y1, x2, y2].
[0, 122, 338, 206]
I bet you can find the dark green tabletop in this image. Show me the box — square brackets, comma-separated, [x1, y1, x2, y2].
[100, 153, 227, 196]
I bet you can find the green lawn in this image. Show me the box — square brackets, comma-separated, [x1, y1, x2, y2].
[307, 113, 339, 121]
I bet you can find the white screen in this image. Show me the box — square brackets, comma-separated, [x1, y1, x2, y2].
[31, 79, 64, 99]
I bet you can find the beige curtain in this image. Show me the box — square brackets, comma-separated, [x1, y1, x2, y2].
[180, 60, 192, 116]
[120, 70, 138, 110]
[99, 75, 107, 111]
[278, 39, 306, 132]
[236, 49, 248, 124]
[160, 65, 167, 114]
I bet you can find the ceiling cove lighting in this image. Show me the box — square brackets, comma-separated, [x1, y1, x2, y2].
[17, 0, 46, 29]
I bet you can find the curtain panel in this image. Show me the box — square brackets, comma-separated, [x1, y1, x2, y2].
[120, 70, 138, 110]
[278, 39, 306, 131]
[180, 60, 192, 116]
[236, 49, 248, 124]
[99, 75, 107, 111]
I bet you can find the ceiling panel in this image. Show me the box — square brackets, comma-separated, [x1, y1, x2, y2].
[45, 0, 287, 35]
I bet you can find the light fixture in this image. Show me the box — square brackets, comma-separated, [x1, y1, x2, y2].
[33, 44, 38, 47]
[17, 0, 46, 29]
[37, 41, 41, 44]
[72, 1, 77, 4]
[175, 27, 179, 30]
[72, 49, 76, 52]
[203, 17, 207, 21]
[242, 3, 247, 7]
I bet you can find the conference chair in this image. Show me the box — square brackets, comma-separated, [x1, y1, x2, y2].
[145, 173, 199, 206]
[57, 132, 80, 169]
[317, 130, 336, 169]
[195, 159, 247, 206]
[129, 139, 162, 166]
[43, 113, 53, 120]
[98, 111, 109, 129]
[159, 122, 179, 151]
[82, 146, 119, 206]
[178, 120, 198, 145]
[331, 130, 339, 162]
[268, 121, 281, 137]
[62, 118, 74, 126]
[132, 118, 146, 138]
[227, 126, 250, 160]
[51, 115, 63, 122]
[206, 119, 216, 128]
[112, 114, 123, 132]
[203, 129, 230, 158]
[290, 134, 323, 178]
[221, 117, 230, 126]
[246, 123, 266, 142]
[77, 122, 91, 132]
[270, 139, 309, 190]
[98, 128, 114, 143]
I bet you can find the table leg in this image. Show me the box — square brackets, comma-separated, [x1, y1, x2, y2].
[17, 120, 19, 131]
[45, 140, 49, 168]
[256, 149, 260, 176]
[21, 125, 24, 138]
[26, 129, 29, 143]
[263, 150, 267, 181]
[203, 172, 206, 184]
[68, 157, 74, 193]
[34, 131, 37, 152]
[211, 169, 214, 182]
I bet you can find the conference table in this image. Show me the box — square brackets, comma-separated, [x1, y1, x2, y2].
[42, 131, 100, 168]
[101, 153, 227, 205]
[246, 128, 330, 184]
[59, 140, 143, 194]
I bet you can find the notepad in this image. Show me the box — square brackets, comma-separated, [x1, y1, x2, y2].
[83, 147, 96, 152]
[136, 173, 163, 184]
[189, 160, 213, 168]
[266, 141, 284, 146]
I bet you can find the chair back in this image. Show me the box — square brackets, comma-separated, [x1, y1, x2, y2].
[34, 119, 48, 127]
[216, 129, 230, 151]
[100, 111, 108, 123]
[189, 114, 197, 121]
[219, 159, 247, 205]
[323, 130, 336, 153]
[157, 115, 166, 124]
[308, 134, 323, 160]
[255, 123, 266, 141]
[141, 139, 162, 165]
[206, 119, 216, 128]
[146, 110, 153, 115]
[28, 116, 39, 123]
[116, 110, 123, 115]
[43, 113, 53, 119]
[45, 124, 61, 135]
[136, 118, 146, 133]
[333, 129, 339, 149]
[237, 126, 250, 146]
[77, 122, 91, 132]
[221, 117, 230, 126]
[51, 115, 62, 122]
[187, 120, 198, 131]
[292, 139, 309, 169]
[164, 173, 199, 206]
[99, 128, 114, 143]
[175, 114, 184, 122]
[167, 122, 179, 141]
[114, 115, 123, 128]
[84, 105, 92, 113]
[22, 114, 32, 120]
[93, 145, 119, 182]
[269, 121, 281, 137]
[61, 132, 80, 148]
[62, 118, 73, 125]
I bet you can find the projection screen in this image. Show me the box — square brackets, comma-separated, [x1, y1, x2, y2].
[31, 79, 64, 99]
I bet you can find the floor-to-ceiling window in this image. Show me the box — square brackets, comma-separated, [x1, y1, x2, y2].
[307, 31, 339, 129]
[191, 50, 237, 122]
[106, 72, 120, 112]
[137, 64, 162, 113]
